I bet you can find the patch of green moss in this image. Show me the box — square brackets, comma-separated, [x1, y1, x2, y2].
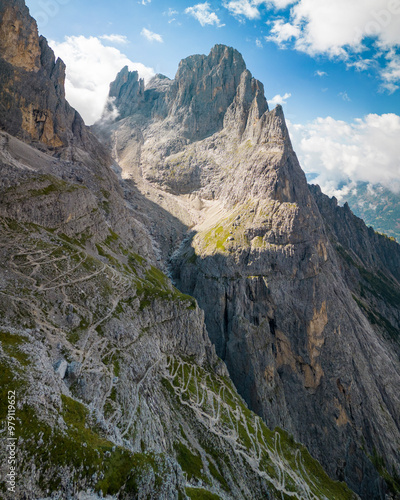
[353, 295, 400, 341]
[68, 317, 90, 344]
[161, 377, 176, 398]
[166, 357, 355, 499]
[109, 387, 117, 402]
[336, 245, 358, 267]
[375, 231, 397, 242]
[275, 427, 355, 500]
[58, 231, 95, 250]
[129, 252, 146, 266]
[185, 487, 221, 499]
[96, 244, 121, 269]
[101, 189, 111, 200]
[0, 331, 30, 366]
[251, 236, 265, 249]
[370, 448, 400, 496]
[97, 449, 160, 495]
[197, 204, 261, 255]
[102, 201, 111, 214]
[135, 267, 196, 310]
[1, 391, 169, 496]
[172, 287, 197, 310]
[196, 435, 229, 491]
[95, 324, 104, 336]
[358, 267, 400, 308]
[174, 442, 205, 481]
[0, 361, 26, 420]
[145, 266, 170, 289]
[105, 229, 119, 246]
[5, 175, 85, 200]
[114, 358, 120, 377]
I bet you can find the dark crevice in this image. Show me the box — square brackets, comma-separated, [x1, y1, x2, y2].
[222, 290, 229, 361]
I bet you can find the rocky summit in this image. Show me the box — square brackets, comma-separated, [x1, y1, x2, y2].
[94, 43, 400, 499]
[0, 1, 399, 500]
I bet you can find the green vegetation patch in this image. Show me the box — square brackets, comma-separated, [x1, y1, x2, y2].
[337, 245, 400, 342]
[0, 388, 170, 496]
[174, 442, 205, 481]
[275, 427, 356, 500]
[251, 236, 266, 249]
[370, 448, 400, 496]
[185, 487, 221, 499]
[0, 360, 26, 420]
[96, 244, 121, 270]
[135, 266, 196, 310]
[353, 295, 400, 341]
[359, 267, 400, 308]
[105, 229, 119, 246]
[0, 331, 30, 366]
[195, 201, 274, 255]
[4, 175, 86, 201]
[165, 357, 355, 499]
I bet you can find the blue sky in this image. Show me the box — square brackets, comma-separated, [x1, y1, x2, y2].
[25, 0, 400, 198]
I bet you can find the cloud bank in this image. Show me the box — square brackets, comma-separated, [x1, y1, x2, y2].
[50, 36, 155, 125]
[222, 0, 400, 92]
[288, 113, 400, 197]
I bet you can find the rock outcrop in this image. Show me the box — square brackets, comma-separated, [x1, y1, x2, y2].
[0, 0, 101, 156]
[94, 45, 400, 499]
[103, 65, 144, 120]
[0, 1, 358, 499]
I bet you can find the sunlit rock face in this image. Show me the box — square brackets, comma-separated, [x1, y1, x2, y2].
[94, 43, 400, 498]
[0, 1, 363, 499]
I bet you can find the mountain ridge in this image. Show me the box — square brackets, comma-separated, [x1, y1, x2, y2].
[0, 1, 361, 499]
[94, 47, 400, 498]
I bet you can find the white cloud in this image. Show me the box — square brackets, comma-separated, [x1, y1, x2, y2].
[287, 114, 400, 196]
[338, 91, 351, 101]
[380, 49, 400, 93]
[256, 38, 263, 47]
[185, 2, 225, 27]
[265, 19, 300, 46]
[223, 0, 295, 19]
[99, 34, 129, 44]
[314, 70, 327, 77]
[268, 92, 292, 106]
[141, 28, 164, 43]
[224, 0, 263, 20]
[265, 0, 400, 91]
[50, 36, 155, 125]
[346, 59, 373, 72]
[266, 0, 296, 7]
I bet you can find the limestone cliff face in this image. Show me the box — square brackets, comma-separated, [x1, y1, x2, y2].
[310, 184, 400, 358]
[0, 0, 40, 71]
[0, 0, 99, 153]
[103, 65, 145, 120]
[0, 1, 359, 499]
[95, 46, 400, 498]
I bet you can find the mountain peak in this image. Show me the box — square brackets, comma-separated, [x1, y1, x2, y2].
[104, 65, 144, 120]
[104, 44, 268, 144]
[0, 0, 95, 150]
[0, 0, 40, 71]
[177, 44, 246, 74]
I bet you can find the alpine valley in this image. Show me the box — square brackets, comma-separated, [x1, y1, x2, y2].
[0, 1, 399, 499]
